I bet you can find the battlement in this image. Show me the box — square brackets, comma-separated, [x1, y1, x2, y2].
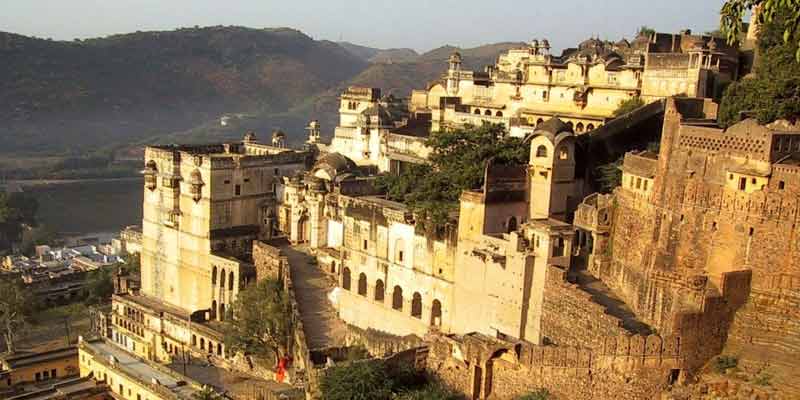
[341, 86, 381, 101]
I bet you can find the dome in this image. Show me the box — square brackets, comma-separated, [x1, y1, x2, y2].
[311, 152, 357, 181]
[243, 131, 257, 142]
[271, 129, 286, 139]
[449, 51, 462, 63]
[540, 39, 551, 49]
[530, 39, 540, 48]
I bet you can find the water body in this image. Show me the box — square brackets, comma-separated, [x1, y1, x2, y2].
[20, 178, 144, 237]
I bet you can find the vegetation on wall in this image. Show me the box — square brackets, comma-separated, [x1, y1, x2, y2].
[320, 359, 459, 400]
[719, 6, 800, 127]
[612, 96, 645, 117]
[222, 278, 289, 365]
[376, 123, 528, 225]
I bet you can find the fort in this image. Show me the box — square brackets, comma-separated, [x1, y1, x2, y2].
[70, 29, 798, 400]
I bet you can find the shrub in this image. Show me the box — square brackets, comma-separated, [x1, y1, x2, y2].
[516, 389, 551, 400]
[713, 355, 738, 373]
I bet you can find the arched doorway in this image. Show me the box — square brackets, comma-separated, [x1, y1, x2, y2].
[358, 273, 367, 296]
[411, 292, 422, 319]
[342, 268, 351, 290]
[507, 217, 518, 233]
[392, 286, 403, 310]
[431, 299, 442, 326]
[375, 280, 385, 302]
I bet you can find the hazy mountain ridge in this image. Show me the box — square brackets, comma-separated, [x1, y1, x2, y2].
[0, 27, 524, 154]
[0, 26, 367, 153]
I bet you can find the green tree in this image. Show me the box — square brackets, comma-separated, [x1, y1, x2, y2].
[222, 278, 289, 364]
[122, 253, 141, 275]
[376, 123, 527, 225]
[0, 192, 39, 251]
[719, 7, 800, 127]
[191, 386, 224, 400]
[321, 360, 393, 400]
[638, 26, 656, 37]
[613, 96, 645, 117]
[516, 389, 551, 400]
[595, 157, 623, 193]
[0, 279, 33, 353]
[84, 267, 115, 305]
[721, 0, 800, 61]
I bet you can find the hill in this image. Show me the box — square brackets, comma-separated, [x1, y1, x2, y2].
[0, 27, 524, 159]
[337, 41, 419, 63]
[0, 26, 367, 154]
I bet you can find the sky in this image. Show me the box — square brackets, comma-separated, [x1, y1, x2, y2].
[1, 0, 727, 52]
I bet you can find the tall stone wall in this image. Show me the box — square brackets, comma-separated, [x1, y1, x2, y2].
[540, 266, 632, 348]
[426, 333, 683, 400]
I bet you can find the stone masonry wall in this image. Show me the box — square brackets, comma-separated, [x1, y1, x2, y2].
[540, 266, 631, 348]
[426, 333, 683, 400]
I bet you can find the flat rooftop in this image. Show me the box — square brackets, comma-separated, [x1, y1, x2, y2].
[81, 339, 198, 398]
[2, 347, 77, 369]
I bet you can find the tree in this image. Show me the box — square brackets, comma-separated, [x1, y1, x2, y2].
[222, 278, 289, 365]
[84, 267, 114, 305]
[376, 123, 528, 225]
[0, 192, 39, 251]
[638, 26, 656, 37]
[720, 0, 800, 61]
[191, 386, 224, 400]
[122, 253, 141, 275]
[516, 389, 551, 400]
[719, 6, 800, 126]
[320, 358, 453, 400]
[613, 96, 645, 117]
[321, 360, 393, 400]
[0, 279, 33, 353]
[595, 157, 623, 193]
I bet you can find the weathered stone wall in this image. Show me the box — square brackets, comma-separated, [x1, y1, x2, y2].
[253, 239, 287, 282]
[425, 333, 683, 400]
[539, 266, 631, 348]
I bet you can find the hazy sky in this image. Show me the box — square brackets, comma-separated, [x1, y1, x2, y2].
[2, 0, 727, 52]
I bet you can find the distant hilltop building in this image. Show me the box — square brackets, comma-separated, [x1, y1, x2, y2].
[327, 31, 738, 173]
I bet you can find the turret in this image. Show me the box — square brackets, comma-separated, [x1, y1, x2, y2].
[271, 130, 286, 148]
[447, 51, 462, 96]
[306, 120, 321, 144]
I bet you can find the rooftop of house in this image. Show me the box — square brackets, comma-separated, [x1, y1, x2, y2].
[80, 338, 199, 399]
[1, 347, 77, 370]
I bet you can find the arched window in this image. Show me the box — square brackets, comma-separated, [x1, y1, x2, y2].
[331, 261, 336, 274]
[200, 338, 205, 350]
[192, 334, 197, 346]
[212, 266, 217, 285]
[566, 121, 574, 130]
[496, 111, 503, 117]
[375, 280, 385, 302]
[207, 341, 214, 354]
[431, 299, 442, 326]
[575, 122, 584, 133]
[411, 292, 422, 319]
[211, 300, 217, 320]
[220, 269, 226, 288]
[485, 110, 492, 116]
[342, 268, 351, 290]
[392, 286, 403, 310]
[587, 123, 595, 131]
[219, 303, 225, 321]
[228, 271, 234, 291]
[474, 109, 481, 115]
[358, 273, 367, 296]
[536, 118, 544, 126]
[536, 145, 548, 158]
[217, 343, 222, 356]
[507, 217, 518, 233]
